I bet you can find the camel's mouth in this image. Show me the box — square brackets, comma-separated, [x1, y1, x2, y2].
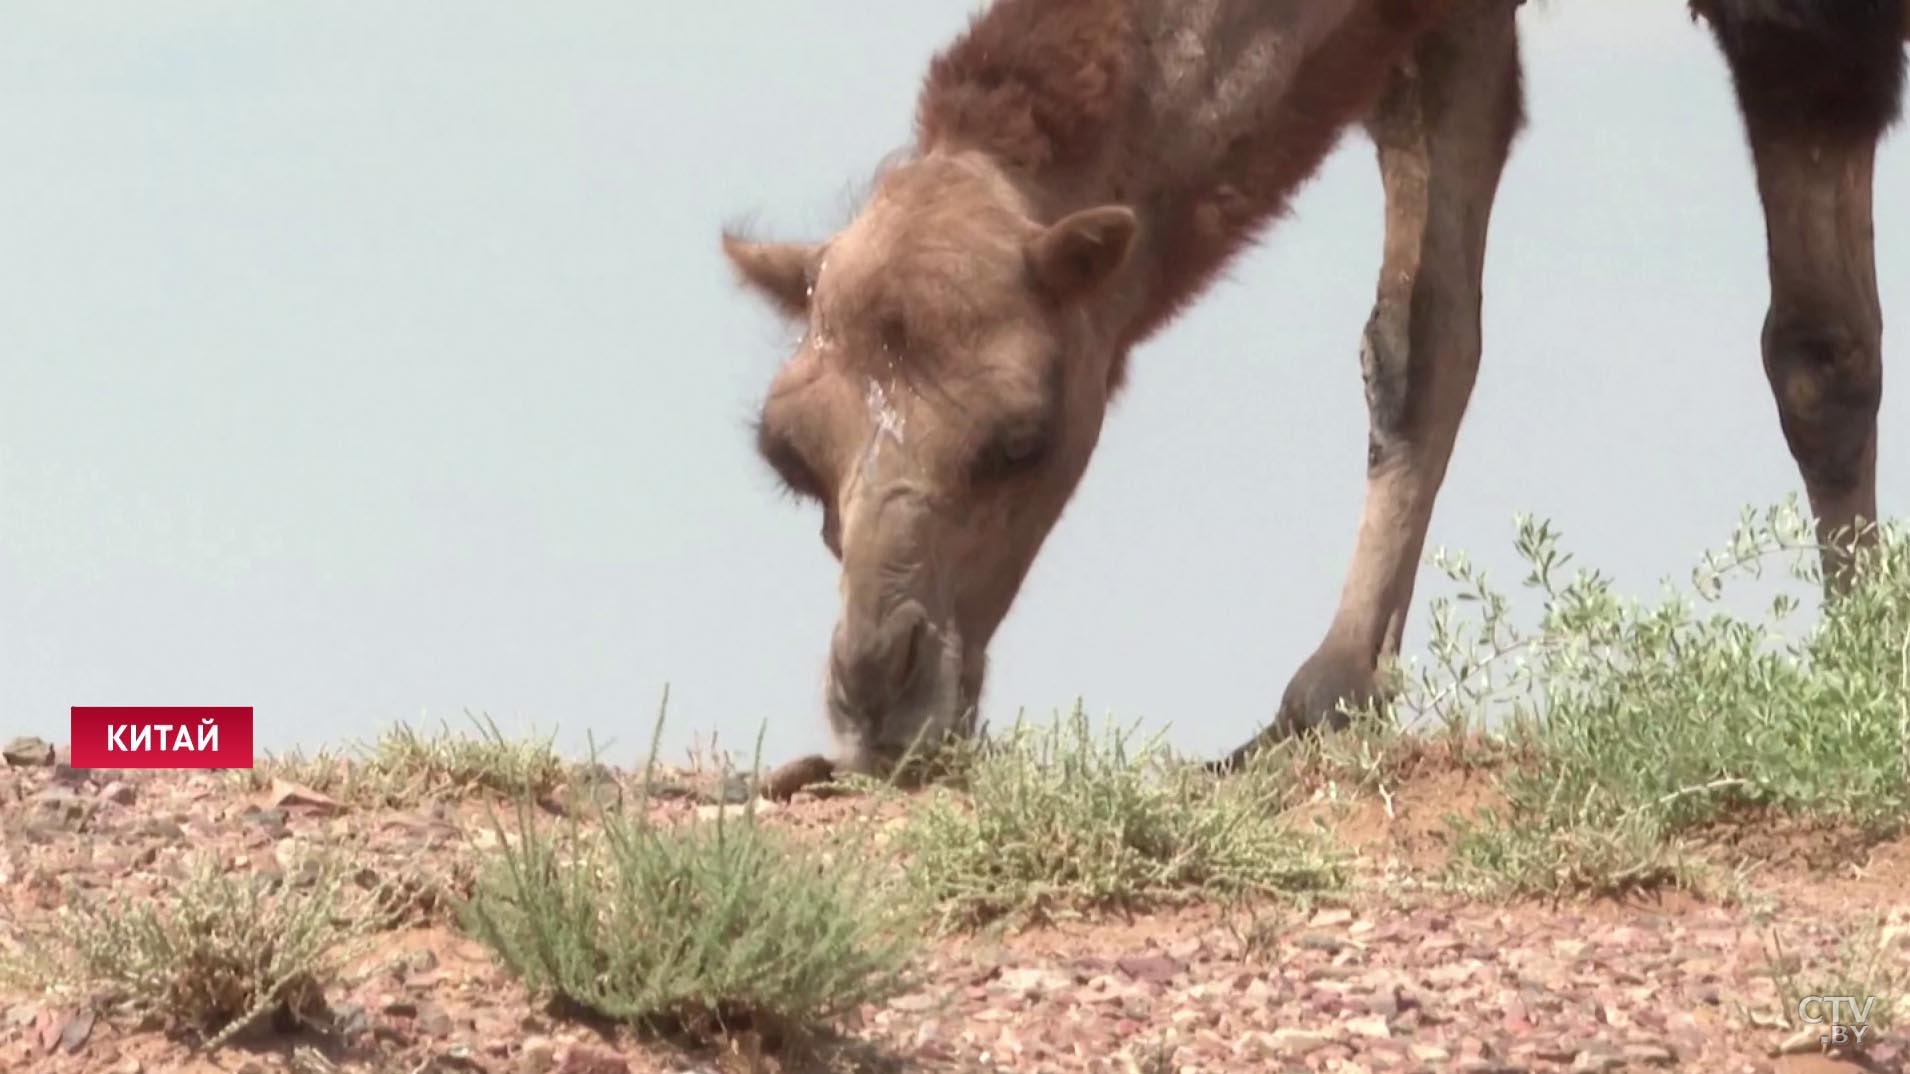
[824, 613, 978, 765]
[829, 703, 980, 785]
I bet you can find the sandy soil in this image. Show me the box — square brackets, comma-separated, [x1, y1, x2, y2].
[2, 744, 1905, 1074]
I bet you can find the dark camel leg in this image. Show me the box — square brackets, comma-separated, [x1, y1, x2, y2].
[1698, 1, 1904, 584]
[1224, 0, 1524, 767]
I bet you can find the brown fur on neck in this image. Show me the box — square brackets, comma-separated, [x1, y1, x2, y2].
[915, 0, 1138, 174]
[1141, 1, 1460, 341]
[911, 0, 1452, 379]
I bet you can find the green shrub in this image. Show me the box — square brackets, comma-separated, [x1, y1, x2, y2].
[457, 721, 918, 1041]
[1761, 915, 1910, 1039]
[896, 704, 1342, 925]
[1, 850, 387, 1049]
[241, 716, 566, 807]
[1394, 501, 1910, 894]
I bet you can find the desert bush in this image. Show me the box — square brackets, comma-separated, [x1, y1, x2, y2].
[1393, 500, 1910, 894]
[0, 850, 389, 1049]
[1760, 915, 1910, 1042]
[895, 704, 1342, 925]
[457, 719, 918, 1042]
[240, 716, 566, 807]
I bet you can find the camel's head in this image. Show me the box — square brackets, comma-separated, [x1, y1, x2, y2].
[723, 152, 1137, 776]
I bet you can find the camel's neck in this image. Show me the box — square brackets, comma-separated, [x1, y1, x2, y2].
[917, 0, 1435, 345]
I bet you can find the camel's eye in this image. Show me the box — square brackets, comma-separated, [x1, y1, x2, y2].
[971, 423, 1050, 483]
[757, 423, 825, 502]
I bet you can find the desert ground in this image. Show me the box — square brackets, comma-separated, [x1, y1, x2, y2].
[3, 717, 1905, 1074]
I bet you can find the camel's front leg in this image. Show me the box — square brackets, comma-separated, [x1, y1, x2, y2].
[1698, 1, 1902, 585]
[1226, 0, 1523, 766]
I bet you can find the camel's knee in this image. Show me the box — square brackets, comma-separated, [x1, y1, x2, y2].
[1357, 0, 1511, 477]
[1762, 310, 1882, 494]
[1359, 306, 1414, 473]
[1358, 298, 1481, 474]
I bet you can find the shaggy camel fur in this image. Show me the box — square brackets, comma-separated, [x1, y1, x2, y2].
[723, 0, 1906, 787]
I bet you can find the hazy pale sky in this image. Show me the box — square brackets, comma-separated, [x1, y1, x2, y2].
[2, 2, 1904, 768]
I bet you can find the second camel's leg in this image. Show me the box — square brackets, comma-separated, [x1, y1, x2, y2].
[1699, 0, 1903, 584]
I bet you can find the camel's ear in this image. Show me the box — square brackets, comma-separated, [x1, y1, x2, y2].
[1025, 205, 1137, 303]
[721, 232, 819, 319]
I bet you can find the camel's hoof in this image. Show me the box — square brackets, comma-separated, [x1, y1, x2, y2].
[1212, 647, 1381, 774]
[1276, 645, 1379, 737]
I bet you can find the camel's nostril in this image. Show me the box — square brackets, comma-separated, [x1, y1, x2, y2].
[894, 615, 927, 692]
[830, 605, 931, 721]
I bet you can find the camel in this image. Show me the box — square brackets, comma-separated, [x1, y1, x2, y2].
[721, 0, 1907, 790]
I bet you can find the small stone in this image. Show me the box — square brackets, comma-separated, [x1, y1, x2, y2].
[33, 1008, 64, 1053]
[268, 779, 342, 814]
[29, 788, 89, 832]
[1345, 1014, 1391, 1039]
[1298, 931, 1346, 952]
[1267, 1028, 1332, 1056]
[371, 1021, 412, 1047]
[1411, 1044, 1451, 1062]
[3, 736, 55, 767]
[1621, 1041, 1676, 1066]
[97, 781, 136, 806]
[1525, 1042, 1580, 1063]
[332, 1002, 370, 1039]
[1361, 989, 1401, 1017]
[1166, 935, 1204, 960]
[59, 1007, 94, 1053]
[1310, 908, 1354, 928]
[477, 1024, 515, 1057]
[112, 1059, 143, 1074]
[418, 1003, 455, 1036]
[139, 818, 185, 840]
[692, 799, 779, 822]
[436, 1045, 485, 1071]
[559, 1045, 632, 1074]
[993, 967, 1065, 996]
[241, 805, 290, 831]
[1115, 955, 1185, 982]
[518, 1036, 557, 1074]
[1570, 1046, 1623, 1073]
